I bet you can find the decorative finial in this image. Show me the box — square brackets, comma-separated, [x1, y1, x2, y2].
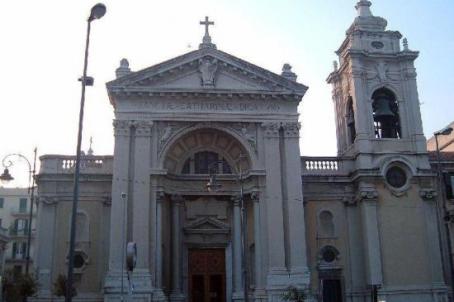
[333, 60, 338, 71]
[281, 63, 297, 81]
[199, 16, 216, 49]
[403, 38, 409, 51]
[116, 58, 131, 78]
[355, 0, 372, 17]
[88, 136, 94, 155]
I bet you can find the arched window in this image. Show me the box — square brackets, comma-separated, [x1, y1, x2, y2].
[346, 97, 356, 144]
[181, 151, 232, 174]
[372, 88, 401, 139]
[319, 210, 335, 237]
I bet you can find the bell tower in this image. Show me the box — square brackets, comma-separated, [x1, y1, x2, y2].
[327, 0, 427, 160]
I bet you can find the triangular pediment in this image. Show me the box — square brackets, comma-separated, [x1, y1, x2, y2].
[107, 47, 307, 97]
[184, 217, 230, 234]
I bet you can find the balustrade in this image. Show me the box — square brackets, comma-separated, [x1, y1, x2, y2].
[40, 155, 113, 174]
[301, 157, 352, 175]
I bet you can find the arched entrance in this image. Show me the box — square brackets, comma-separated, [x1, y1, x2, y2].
[159, 128, 256, 302]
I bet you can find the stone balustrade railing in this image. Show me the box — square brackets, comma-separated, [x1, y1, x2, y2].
[39, 155, 114, 174]
[301, 156, 352, 175]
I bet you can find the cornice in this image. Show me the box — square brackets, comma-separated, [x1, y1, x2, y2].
[345, 49, 418, 61]
[108, 88, 302, 102]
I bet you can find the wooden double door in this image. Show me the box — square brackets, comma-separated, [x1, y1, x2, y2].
[189, 249, 226, 302]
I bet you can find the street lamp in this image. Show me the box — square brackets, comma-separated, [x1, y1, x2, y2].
[0, 147, 38, 276]
[434, 126, 454, 296]
[67, 4, 106, 302]
[206, 155, 249, 302]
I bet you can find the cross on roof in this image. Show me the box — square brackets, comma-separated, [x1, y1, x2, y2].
[200, 16, 214, 37]
[199, 16, 216, 49]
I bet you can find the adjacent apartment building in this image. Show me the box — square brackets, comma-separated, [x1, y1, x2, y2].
[0, 187, 36, 275]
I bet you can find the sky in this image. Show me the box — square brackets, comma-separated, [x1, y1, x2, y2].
[0, 0, 453, 187]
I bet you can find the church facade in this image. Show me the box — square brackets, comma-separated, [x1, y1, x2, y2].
[34, 1, 449, 302]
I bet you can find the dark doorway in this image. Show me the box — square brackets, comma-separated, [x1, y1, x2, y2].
[189, 249, 226, 302]
[322, 279, 343, 302]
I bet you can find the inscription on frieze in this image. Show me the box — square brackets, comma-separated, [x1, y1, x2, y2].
[131, 99, 282, 113]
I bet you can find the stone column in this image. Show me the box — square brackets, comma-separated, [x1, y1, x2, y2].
[282, 122, 309, 284]
[105, 120, 131, 299]
[131, 121, 153, 296]
[154, 192, 166, 301]
[232, 196, 244, 299]
[251, 193, 265, 299]
[170, 195, 184, 302]
[357, 185, 383, 286]
[261, 122, 287, 288]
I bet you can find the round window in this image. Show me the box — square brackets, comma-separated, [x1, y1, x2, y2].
[322, 249, 337, 263]
[371, 41, 384, 49]
[386, 166, 407, 188]
[74, 254, 85, 269]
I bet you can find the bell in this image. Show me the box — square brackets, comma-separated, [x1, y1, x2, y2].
[373, 96, 396, 119]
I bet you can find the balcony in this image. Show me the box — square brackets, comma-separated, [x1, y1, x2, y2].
[9, 228, 35, 238]
[39, 154, 113, 175]
[11, 210, 36, 217]
[301, 156, 354, 176]
[5, 254, 33, 264]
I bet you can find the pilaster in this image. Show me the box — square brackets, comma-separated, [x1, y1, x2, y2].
[261, 122, 287, 289]
[131, 120, 153, 296]
[105, 119, 131, 300]
[281, 122, 310, 285]
[420, 189, 446, 286]
[356, 185, 383, 286]
[35, 197, 57, 298]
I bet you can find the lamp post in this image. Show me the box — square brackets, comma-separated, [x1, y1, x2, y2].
[434, 126, 454, 296]
[67, 4, 106, 302]
[0, 147, 38, 276]
[206, 155, 249, 302]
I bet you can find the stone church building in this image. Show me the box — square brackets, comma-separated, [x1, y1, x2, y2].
[34, 1, 449, 301]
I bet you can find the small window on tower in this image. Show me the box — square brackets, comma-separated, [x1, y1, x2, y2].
[372, 88, 401, 139]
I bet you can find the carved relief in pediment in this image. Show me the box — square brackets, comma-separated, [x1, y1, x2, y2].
[198, 57, 218, 87]
[184, 217, 230, 234]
